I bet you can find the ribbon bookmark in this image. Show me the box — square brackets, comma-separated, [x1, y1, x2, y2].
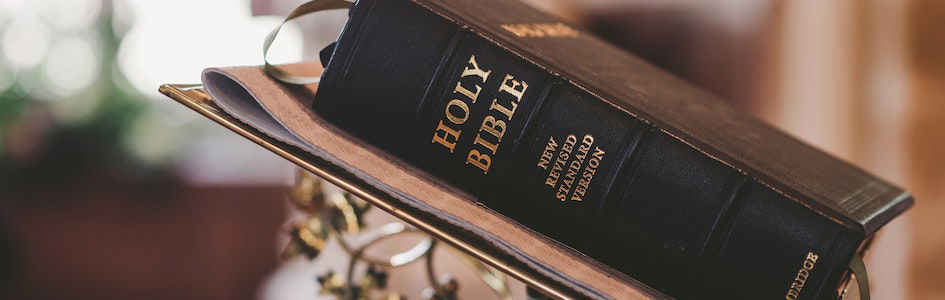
[847, 253, 870, 300]
[263, 0, 353, 85]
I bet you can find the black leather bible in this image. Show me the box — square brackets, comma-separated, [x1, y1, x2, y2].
[309, 0, 913, 298]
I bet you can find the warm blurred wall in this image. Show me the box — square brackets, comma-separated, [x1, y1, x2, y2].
[2, 185, 285, 299]
[906, 1, 945, 299]
[770, 0, 945, 298]
[771, 0, 917, 298]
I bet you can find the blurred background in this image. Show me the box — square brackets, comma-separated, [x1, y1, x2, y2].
[0, 0, 942, 299]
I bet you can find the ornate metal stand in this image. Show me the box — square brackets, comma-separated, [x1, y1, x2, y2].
[283, 169, 515, 300]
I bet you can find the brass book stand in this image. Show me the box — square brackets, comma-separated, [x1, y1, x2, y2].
[283, 167, 514, 300]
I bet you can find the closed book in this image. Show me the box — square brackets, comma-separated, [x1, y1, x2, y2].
[309, 0, 913, 299]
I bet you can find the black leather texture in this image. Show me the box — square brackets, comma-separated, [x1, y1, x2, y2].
[313, 0, 913, 298]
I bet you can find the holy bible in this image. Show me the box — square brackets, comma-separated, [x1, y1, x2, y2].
[164, 0, 912, 298]
[302, 0, 912, 299]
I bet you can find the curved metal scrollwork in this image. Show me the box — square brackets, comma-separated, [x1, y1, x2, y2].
[284, 169, 514, 300]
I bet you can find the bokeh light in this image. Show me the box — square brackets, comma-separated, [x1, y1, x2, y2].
[116, 0, 302, 99]
[2, 15, 51, 70]
[41, 35, 101, 97]
[38, 0, 101, 31]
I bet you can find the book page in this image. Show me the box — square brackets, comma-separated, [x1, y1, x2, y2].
[201, 63, 322, 153]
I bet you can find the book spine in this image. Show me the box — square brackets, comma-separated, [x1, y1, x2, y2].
[314, 0, 861, 298]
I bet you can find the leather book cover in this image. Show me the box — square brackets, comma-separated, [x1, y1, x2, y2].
[311, 0, 913, 298]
